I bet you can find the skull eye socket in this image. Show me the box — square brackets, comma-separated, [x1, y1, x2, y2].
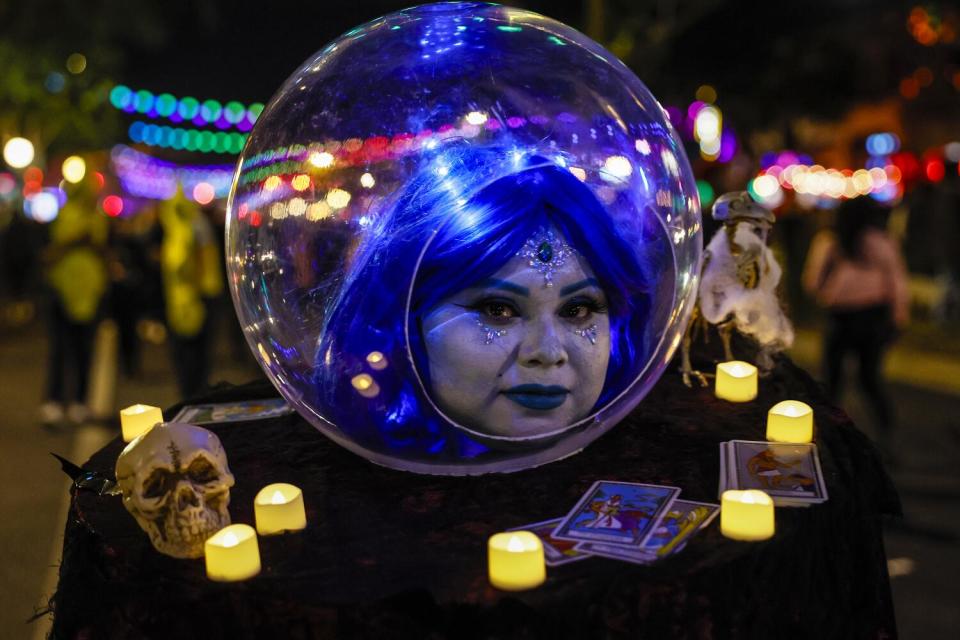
[187, 457, 219, 484]
[142, 468, 174, 499]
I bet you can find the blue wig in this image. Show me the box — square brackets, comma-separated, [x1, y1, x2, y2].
[314, 148, 654, 462]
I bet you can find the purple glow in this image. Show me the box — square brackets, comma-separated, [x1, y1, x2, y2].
[686, 100, 706, 121]
[759, 152, 777, 169]
[718, 130, 737, 163]
[506, 116, 526, 128]
[215, 115, 232, 130]
[664, 106, 683, 127]
[192, 114, 206, 127]
[776, 151, 799, 167]
[484, 119, 502, 130]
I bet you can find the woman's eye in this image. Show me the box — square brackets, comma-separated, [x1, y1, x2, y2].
[560, 303, 591, 319]
[481, 301, 517, 319]
[559, 297, 607, 320]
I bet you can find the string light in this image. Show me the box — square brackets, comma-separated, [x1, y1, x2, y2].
[109, 84, 263, 132]
[111, 145, 234, 201]
[128, 121, 248, 154]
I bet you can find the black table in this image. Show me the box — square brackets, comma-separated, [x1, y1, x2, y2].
[50, 354, 900, 639]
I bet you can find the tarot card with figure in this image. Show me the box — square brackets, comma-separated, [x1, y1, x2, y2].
[641, 499, 719, 558]
[552, 481, 680, 546]
[172, 399, 294, 425]
[573, 541, 657, 565]
[729, 440, 828, 505]
[510, 518, 591, 566]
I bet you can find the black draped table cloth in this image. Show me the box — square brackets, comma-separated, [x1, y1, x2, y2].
[51, 356, 900, 639]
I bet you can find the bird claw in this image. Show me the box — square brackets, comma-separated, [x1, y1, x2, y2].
[682, 370, 709, 388]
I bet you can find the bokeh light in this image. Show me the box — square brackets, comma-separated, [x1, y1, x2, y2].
[25, 190, 60, 223]
[193, 182, 216, 204]
[309, 151, 335, 168]
[3, 138, 35, 169]
[66, 53, 87, 74]
[695, 84, 717, 103]
[61, 156, 86, 183]
[102, 195, 124, 217]
[325, 188, 351, 209]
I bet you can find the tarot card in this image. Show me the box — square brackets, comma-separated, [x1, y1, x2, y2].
[509, 518, 591, 567]
[641, 499, 719, 558]
[171, 398, 294, 425]
[719, 442, 729, 494]
[552, 481, 680, 546]
[727, 440, 828, 505]
[574, 541, 657, 565]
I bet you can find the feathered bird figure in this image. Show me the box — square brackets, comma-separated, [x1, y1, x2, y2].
[681, 191, 794, 386]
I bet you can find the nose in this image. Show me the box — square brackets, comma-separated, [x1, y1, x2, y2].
[176, 482, 200, 510]
[518, 316, 567, 368]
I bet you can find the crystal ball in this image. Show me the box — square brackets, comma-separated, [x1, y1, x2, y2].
[226, 2, 701, 474]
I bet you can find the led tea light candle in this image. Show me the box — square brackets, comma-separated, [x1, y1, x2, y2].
[487, 531, 546, 591]
[720, 490, 775, 541]
[766, 400, 814, 443]
[254, 483, 307, 536]
[205, 524, 261, 582]
[715, 361, 758, 403]
[120, 404, 163, 442]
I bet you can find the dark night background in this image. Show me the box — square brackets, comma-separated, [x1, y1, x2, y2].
[2, 1, 959, 638]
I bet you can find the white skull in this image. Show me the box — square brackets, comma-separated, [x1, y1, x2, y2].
[116, 423, 235, 559]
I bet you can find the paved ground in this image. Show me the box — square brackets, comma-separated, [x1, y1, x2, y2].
[0, 315, 258, 640]
[790, 331, 960, 639]
[1, 319, 957, 638]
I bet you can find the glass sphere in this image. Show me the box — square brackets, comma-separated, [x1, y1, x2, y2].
[226, 2, 701, 474]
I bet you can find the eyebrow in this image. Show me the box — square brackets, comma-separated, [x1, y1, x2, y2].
[560, 277, 601, 296]
[472, 278, 530, 297]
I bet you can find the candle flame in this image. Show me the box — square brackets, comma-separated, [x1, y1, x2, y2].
[220, 531, 240, 547]
[270, 490, 287, 505]
[507, 535, 525, 552]
[351, 374, 373, 391]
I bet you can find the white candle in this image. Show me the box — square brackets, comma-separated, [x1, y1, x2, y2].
[488, 531, 546, 591]
[766, 400, 814, 443]
[119, 404, 163, 442]
[254, 483, 307, 536]
[715, 361, 758, 402]
[720, 490, 775, 541]
[205, 524, 261, 582]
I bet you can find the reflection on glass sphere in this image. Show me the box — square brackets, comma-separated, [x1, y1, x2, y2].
[226, 2, 701, 474]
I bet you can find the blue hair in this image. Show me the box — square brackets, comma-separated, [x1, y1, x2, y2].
[314, 148, 653, 463]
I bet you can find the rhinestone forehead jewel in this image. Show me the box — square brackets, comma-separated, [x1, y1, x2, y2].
[516, 228, 576, 288]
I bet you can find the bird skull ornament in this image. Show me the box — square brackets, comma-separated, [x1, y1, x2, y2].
[115, 423, 234, 559]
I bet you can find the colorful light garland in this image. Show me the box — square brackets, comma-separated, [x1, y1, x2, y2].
[109, 85, 263, 132]
[111, 145, 235, 201]
[128, 121, 248, 155]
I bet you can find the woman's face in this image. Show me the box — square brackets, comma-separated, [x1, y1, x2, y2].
[420, 234, 611, 438]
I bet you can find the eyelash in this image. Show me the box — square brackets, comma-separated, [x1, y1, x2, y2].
[460, 295, 608, 325]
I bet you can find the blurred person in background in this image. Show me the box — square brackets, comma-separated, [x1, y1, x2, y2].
[802, 196, 910, 460]
[39, 172, 109, 426]
[158, 187, 223, 398]
[108, 210, 161, 378]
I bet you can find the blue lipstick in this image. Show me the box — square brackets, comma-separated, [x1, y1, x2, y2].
[503, 384, 569, 411]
